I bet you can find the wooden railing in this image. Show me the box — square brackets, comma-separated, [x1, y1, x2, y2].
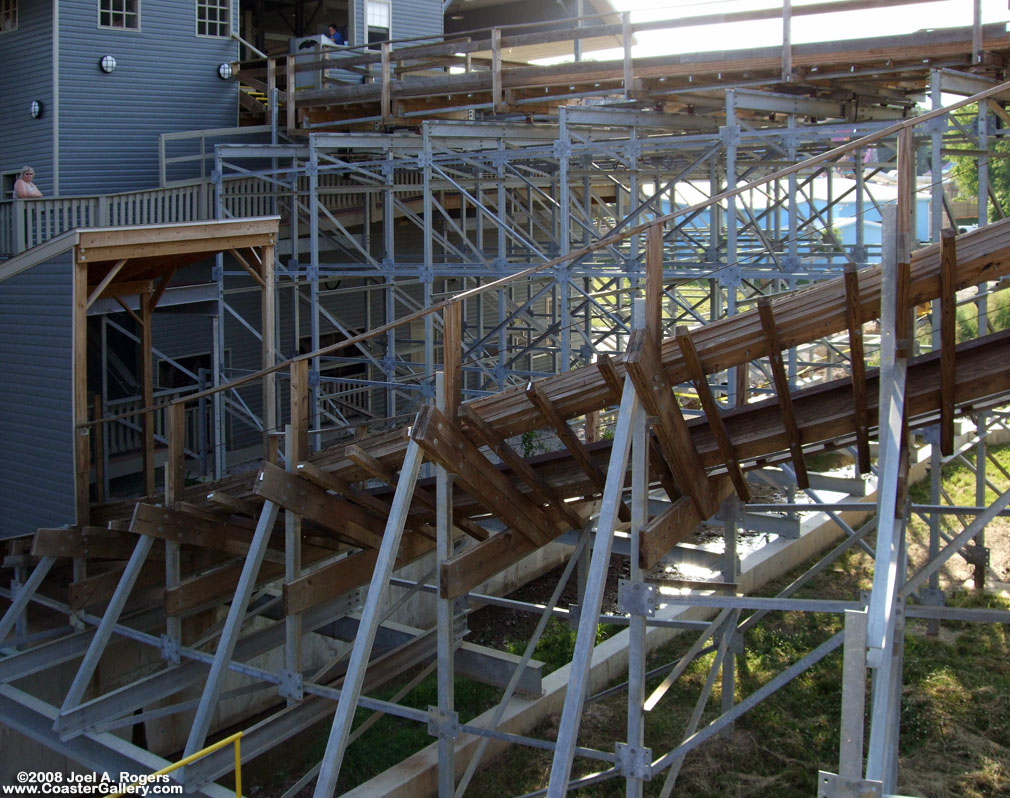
[1, 181, 212, 256]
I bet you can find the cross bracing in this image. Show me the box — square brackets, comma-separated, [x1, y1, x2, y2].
[5, 10, 1010, 798]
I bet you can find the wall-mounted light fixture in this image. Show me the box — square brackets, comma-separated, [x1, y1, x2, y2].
[217, 62, 233, 80]
[30, 100, 43, 119]
[99, 55, 117, 73]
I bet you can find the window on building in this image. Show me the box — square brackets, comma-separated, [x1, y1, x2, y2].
[1, 0, 17, 33]
[365, 0, 391, 49]
[196, 0, 229, 38]
[99, 0, 139, 30]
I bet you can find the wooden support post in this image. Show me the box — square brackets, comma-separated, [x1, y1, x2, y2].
[676, 326, 750, 502]
[757, 298, 809, 489]
[290, 360, 309, 465]
[286, 54, 296, 133]
[624, 330, 715, 518]
[527, 381, 631, 522]
[73, 252, 91, 527]
[443, 301, 462, 422]
[141, 292, 156, 497]
[380, 42, 392, 124]
[166, 403, 186, 507]
[940, 229, 957, 456]
[92, 395, 105, 506]
[844, 264, 872, 473]
[645, 225, 663, 338]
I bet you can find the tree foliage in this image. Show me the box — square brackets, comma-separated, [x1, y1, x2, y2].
[949, 102, 1010, 218]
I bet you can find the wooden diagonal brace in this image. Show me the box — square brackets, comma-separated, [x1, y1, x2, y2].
[346, 444, 487, 542]
[676, 326, 750, 502]
[460, 404, 585, 530]
[254, 462, 386, 550]
[844, 263, 872, 473]
[757, 298, 809, 490]
[527, 380, 631, 523]
[131, 503, 287, 564]
[624, 329, 715, 518]
[411, 405, 555, 547]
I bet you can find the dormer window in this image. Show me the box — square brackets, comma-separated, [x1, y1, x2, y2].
[0, 0, 17, 33]
[197, 0, 229, 38]
[99, 0, 139, 30]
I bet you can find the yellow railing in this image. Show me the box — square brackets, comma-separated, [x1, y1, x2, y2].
[111, 731, 243, 798]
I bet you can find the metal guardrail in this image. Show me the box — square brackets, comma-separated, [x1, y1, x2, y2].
[110, 731, 243, 798]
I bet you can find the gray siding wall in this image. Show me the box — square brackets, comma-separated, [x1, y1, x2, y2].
[352, 0, 443, 47]
[58, 0, 239, 195]
[0, 0, 55, 195]
[0, 257, 75, 538]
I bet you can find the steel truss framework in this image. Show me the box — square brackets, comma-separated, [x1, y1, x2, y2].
[6, 51, 1010, 798]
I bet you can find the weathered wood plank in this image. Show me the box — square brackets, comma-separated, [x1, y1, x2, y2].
[676, 326, 750, 502]
[411, 405, 555, 547]
[253, 462, 385, 550]
[843, 263, 871, 472]
[527, 381, 631, 523]
[624, 330, 715, 518]
[460, 404, 585, 530]
[757, 298, 809, 489]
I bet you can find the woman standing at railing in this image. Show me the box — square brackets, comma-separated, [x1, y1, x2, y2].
[13, 166, 42, 199]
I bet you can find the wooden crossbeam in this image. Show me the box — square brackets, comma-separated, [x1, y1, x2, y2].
[411, 405, 555, 547]
[624, 330, 715, 518]
[69, 561, 164, 612]
[640, 477, 733, 569]
[31, 527, 157, 561]
[676, 326, 750, 502]
[757, 298, 809, 490]
[345, 444, 487, 542]
[207, 490, 262, 517]
[253, 462, 386, 550]
[843, 263, 872, 472]
[940, 229, 957, 456]
[163, 539, 334, 616]
[86, 259, 129, 309]
[296, 461, 392, 518]
[283, 530, 434, 615]
[526, 381, 631, 523]
[460, 404, 585, 530]
[596, 353, 624, 404]
[131, 503, 286, 564]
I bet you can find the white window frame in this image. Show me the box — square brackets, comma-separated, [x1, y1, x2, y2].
[98, 0, 140, 31]
[0, 0, 17, 34]
[365, 0, 391, 49]
[196, 0, 230, 39]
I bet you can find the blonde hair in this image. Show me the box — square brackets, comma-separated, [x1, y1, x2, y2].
[20, 166, 34, 178]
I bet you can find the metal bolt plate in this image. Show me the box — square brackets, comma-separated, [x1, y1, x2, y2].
[615, 743, 652, 781]
[617, 579, 656, 617]
[427, 706, 459, 740]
